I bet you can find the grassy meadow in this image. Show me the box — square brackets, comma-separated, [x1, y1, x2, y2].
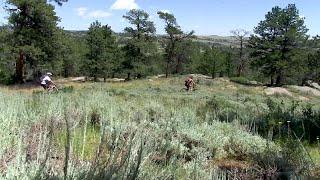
[0, 76, 319, 179]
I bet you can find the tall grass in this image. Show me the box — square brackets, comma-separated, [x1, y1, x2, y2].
[0, 78, 318, 179]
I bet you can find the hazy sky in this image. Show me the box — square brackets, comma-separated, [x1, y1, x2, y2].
[0, 0, 319, 36]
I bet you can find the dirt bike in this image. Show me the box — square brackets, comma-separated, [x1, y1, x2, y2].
[180, 83, 197, 92]
[45, 81, 61, 93]
[47, 84, 59, 93]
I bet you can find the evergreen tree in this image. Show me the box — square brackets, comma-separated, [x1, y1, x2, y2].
[197, 46, 226, 79]
[297, 36, 320, 84]
[53, 30, 86, 78]
[225, 50, 234, 77]
[85, 21, 117, 82]
[0, 26, 15, 84]
[175, 40, 202, 74]
[249, 4, 308, 86]
[122, 9, 156, 79]
[5, 0, 67, 83]
[50, 0, 67, 6]
[158, 11, 194, 78]
[231, 29, 250, 77]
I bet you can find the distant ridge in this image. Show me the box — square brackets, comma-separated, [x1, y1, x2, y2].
[65, 30, 239, 47]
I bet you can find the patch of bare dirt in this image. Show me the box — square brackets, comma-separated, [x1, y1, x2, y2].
[213, 77, 230, 83]
[189, 74, 212, 79]
[265, 87, 293, 97]
[106, 78, 126, 82]
[298, 96, 310, 101]
[226, 85, 237, 90]
[289, 86, 320, 96]
[310, 82, 320, 90]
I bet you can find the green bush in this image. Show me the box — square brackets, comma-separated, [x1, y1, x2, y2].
[249, 139, 312, 176]
[230, 77, 261, 86]
[0, 70, 14, 85]
[254, 99, 320, 144]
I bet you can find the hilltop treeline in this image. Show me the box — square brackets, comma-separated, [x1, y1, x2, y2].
[0, 1, 319, 86]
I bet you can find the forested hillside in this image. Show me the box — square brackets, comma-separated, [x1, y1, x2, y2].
[0, 2, 319, 86]
[0, 1, 320, 179]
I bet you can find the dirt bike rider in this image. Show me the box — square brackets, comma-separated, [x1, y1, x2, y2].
[185, 76, 195, 91]
[40, 72, 55, 90]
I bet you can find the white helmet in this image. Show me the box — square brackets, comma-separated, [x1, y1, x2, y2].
[46, 72, 53, 76]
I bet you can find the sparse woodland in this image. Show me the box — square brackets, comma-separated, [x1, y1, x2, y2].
[0, 1, 319, 179]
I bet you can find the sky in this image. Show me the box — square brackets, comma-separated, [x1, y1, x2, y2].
[0, 0, 319, 36]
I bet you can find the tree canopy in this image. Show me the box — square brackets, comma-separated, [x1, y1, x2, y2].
[0, 3, 319, 86]
[158, 11, 194, 77]
[249, 4, 308, 86]
[84, 21, 117, 82]
[5, 0, 65, 83]
[122, 9, 157, 79]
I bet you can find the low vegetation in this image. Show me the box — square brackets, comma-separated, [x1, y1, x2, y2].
[0, 77, 319, 179]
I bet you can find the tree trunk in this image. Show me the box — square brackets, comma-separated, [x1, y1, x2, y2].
[237, 65, 241, 77]
[237, 61, 245, 77]
[237, 37, 244, 77]
[211, 71, 216, 79]
[301, 77, 308, 86]
[15, 51, 25, 83]
[94, 75, 97, 82]
[212, 60, 216, 79]
[166, 39, 175, 78]
[94, 67, 98, 82]
[175, 55, 182, 74]
[127, 72, 131, 80]
[275, 70, 283, 87]
[270, 75, 274, 87]
[165, 59, 170, 78]
[64, 67, 68, 78]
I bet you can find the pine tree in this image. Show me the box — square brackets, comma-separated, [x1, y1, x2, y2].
[231, 29, 250, 77]
[85, 21, 117, 82]
[122, 9, 156, 80]
[249, 4, 308, 86]
[6, 0, 67, 83]
[157, 11, 194, 78]
[0, 26, 15, 84]
[198, 46, 226, 79]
